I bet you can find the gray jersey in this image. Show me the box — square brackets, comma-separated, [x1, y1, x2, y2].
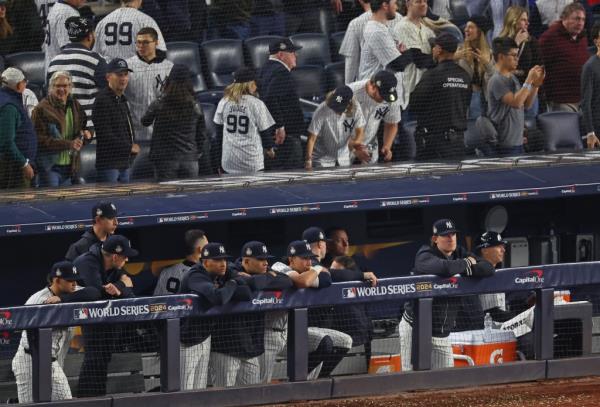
[94, 7, 167, 60]
[214, 94, 275, 174]
[348, 80, 402, 163]
[125, 54, 173, 141]
[153, 261, 192, 296]
[308, 101, 365, 167]
[358, 19, 401, 82]
[43, 2, 80, 73]
[339, 11, 372, 84]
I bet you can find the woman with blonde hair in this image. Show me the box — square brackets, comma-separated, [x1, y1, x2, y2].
[455, 16, 495, 120]
[0, 0, 15, 56]
[214, 67, 276, 174]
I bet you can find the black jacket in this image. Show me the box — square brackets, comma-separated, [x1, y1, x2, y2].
[179, 263, 252, 346]
[93, 87, 135, 170]
[410, 60, 472, 134]
[404, 244, 494, 337]
[73, 244, 134, 300]
[257, 59, 306, 137]
[211, 259, 293, 358]
[65, 230, 102, 262]
[142, 97, 206, 163]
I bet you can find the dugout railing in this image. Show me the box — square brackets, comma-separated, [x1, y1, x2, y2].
[3, 262, 600, 406]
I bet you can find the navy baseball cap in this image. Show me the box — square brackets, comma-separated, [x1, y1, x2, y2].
[102, 235, 139, 257]
[327, 86, 353, 114]
[202, 242, 232, 259]
[432, 219, 459, 236]
[50, 261, 82, 281]
[241, 241, 273, 259]
[302, 227, 326, 244]
[269, 38, 302, 54]
[287, 240, 317, 258]
[107, 58, 133, 73]
[65, 16, 93, 41]
[428, 32, 459, 53]
[476, 231, 508, 250]
[92, 201, 117, 219]
[372, 71, 398, 104]
[233, 67, 256, 83]
[166, 64, 192, 84]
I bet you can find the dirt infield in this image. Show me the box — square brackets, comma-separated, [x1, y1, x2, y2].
[267, 377, 600, 407]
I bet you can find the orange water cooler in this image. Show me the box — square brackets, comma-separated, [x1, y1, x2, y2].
[449, 329, 517, 367]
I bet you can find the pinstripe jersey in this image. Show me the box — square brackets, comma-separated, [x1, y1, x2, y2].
[35, 0, 57, 25]
[307, 100, 365, 167]
[153, 261, 194, 296]
[125, 53, 173, 142]
[48, 43, 107, 129]
[43, 1, 80, 74]
[358, 20, 401, 82]
[339, 11, 372, 84]
[214, 94, 275, 174]
[94, 7, 167, 60]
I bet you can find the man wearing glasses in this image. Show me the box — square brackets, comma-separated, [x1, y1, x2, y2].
[125, 27, 173, 142]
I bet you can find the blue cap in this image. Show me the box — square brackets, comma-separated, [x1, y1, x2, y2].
[201, 242, 231, 259]
[107, 58, 133, 73]
[327, 86, 353, 114]
[302, 226, 326, 244]
[92, 201, 117, 219]
[102, 235, 139, 257]
[432, 219, 459, 236]
[476, 231, 508, 250]
[241, 241, 273, 259]
[287, 240, 317, 258]
[50, 261, 82, 281]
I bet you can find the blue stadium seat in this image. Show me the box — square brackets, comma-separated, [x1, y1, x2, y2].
[318, 7, 334, 35]
[201, 39, 245, 89]
[466, 0, 490, 17]
[5, 52, 45, 89]
[330, 31, 346, 62]
[165, 41, 208, 93]
[290, 33, 331, 67]
[448, 0, 470, 26]
[196, 90, 224, 106]
[324, 61, 345, 92]
[290, 65, 326, 101]
[244, 35, 285, 69]
[537, 112, 584, 153]
[77, 143, 96, 184]
[200, 103, 217, 142]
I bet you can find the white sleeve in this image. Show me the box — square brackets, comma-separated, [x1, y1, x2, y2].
[307, 104, 326, 135]
[253, 99, 276, 131]
[384, 102, 402, 124]
[354, 101, 366, 129]
[339, 21, 359, 58]
[213, 99, 225, 125]
[271, 262, 295, 275]
[370, 27, 401, 67]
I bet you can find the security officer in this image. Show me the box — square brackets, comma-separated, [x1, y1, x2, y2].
[399, 219, 495, 371]
[65, 201, 119, 261]
[410, 32, 472, 161]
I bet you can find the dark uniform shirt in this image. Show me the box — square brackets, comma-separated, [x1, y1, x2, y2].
[410, 60, 472, 134]
[65, 230, 102, 262]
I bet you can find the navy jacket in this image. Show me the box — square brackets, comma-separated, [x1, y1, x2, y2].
[65, 230, 101, 262]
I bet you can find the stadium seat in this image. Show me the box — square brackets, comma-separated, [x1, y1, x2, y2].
[201, 39, 245, 89]
[290, 33, 331, 67]
[290, 65, 326, 101]
[330, 31, 346, 62]
[201, 103, 217, 142]
[165, 41, 208, 93]
[318, 7, 334, 35]
[244, 35, 285, 70]
[466, 0, 490, 17]
[77, 143, 97, 184]
[196, 90, 224, 106]
[5, 51, 45, 88]
[324, 61, 345, 92]
[537, 112, 584, 153]
[448, 0, 470, 26]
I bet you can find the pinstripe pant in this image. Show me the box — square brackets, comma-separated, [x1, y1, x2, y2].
[12, 350, 72, 403]
[398, 318, 454, 371]
[209, 352, 261, 388]
[180, 336, 211, 390]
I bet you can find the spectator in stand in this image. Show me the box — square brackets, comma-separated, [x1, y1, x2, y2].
[487, 37, 544, 156]
[250, 0, 286, 37]
[209, 0, 253, 40]
[540, 2, 588, 112]
[498, 6, 543, 120]
[455, 15, 495, 121]
[411, 32, 471, 161]
[32, 71, 90, 187]
[48, 16, 107, 131]
[257, 38, 304, 170]
[65, 201, 119, 261]
[0, 68, 36, 189]
[4, 0, 44, 54]
[141, 0, 207, 43]
[338, 0, 372, 84]
[305, 85, 369, 169]
[214, 67, 276, 175]
[393, 0, 436, 109]
[94, 0, 166, 60]
[0, 0, 15, 56]
[126, 27, 173, 143]
[581, 22, 600, 150]
[536, 0, 574, 26]
[43, 0, 84, 73]
[489, 0, 530, 39]
[142, 64, 208, 181]
[93, 58, 139, 183]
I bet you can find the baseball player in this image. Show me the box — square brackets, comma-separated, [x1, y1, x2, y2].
[214, 67, 276, 174]
[179, 243, 252, 390]
[125, 27, 173, 142]
[94, 0, 166, 61]
[399, 219, 495, 371]
[210, 241, 293, 387]
[43, 0, 84, 74]
[338, 1, 373, 84]
[65, 201, 118, 261]
[348, 70, 401, 163]
[475, 231, 511, 320]
[305, 85, 368, 169]
[11, 261, 100, 403]
[35, 0, 57, 25]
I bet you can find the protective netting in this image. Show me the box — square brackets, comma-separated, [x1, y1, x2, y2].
[0, 1, 597, 189]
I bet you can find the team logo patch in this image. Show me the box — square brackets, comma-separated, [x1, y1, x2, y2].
[342, 287, 357, 298]
[246, 248, 253, 256]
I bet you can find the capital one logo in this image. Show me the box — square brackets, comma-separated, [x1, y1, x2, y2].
[515, 269, 544, 284]
[433, 277, 459, 290]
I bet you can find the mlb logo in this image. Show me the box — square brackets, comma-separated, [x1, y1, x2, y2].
[342, 288, 357, 299]
[74, 308, 89, 320]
